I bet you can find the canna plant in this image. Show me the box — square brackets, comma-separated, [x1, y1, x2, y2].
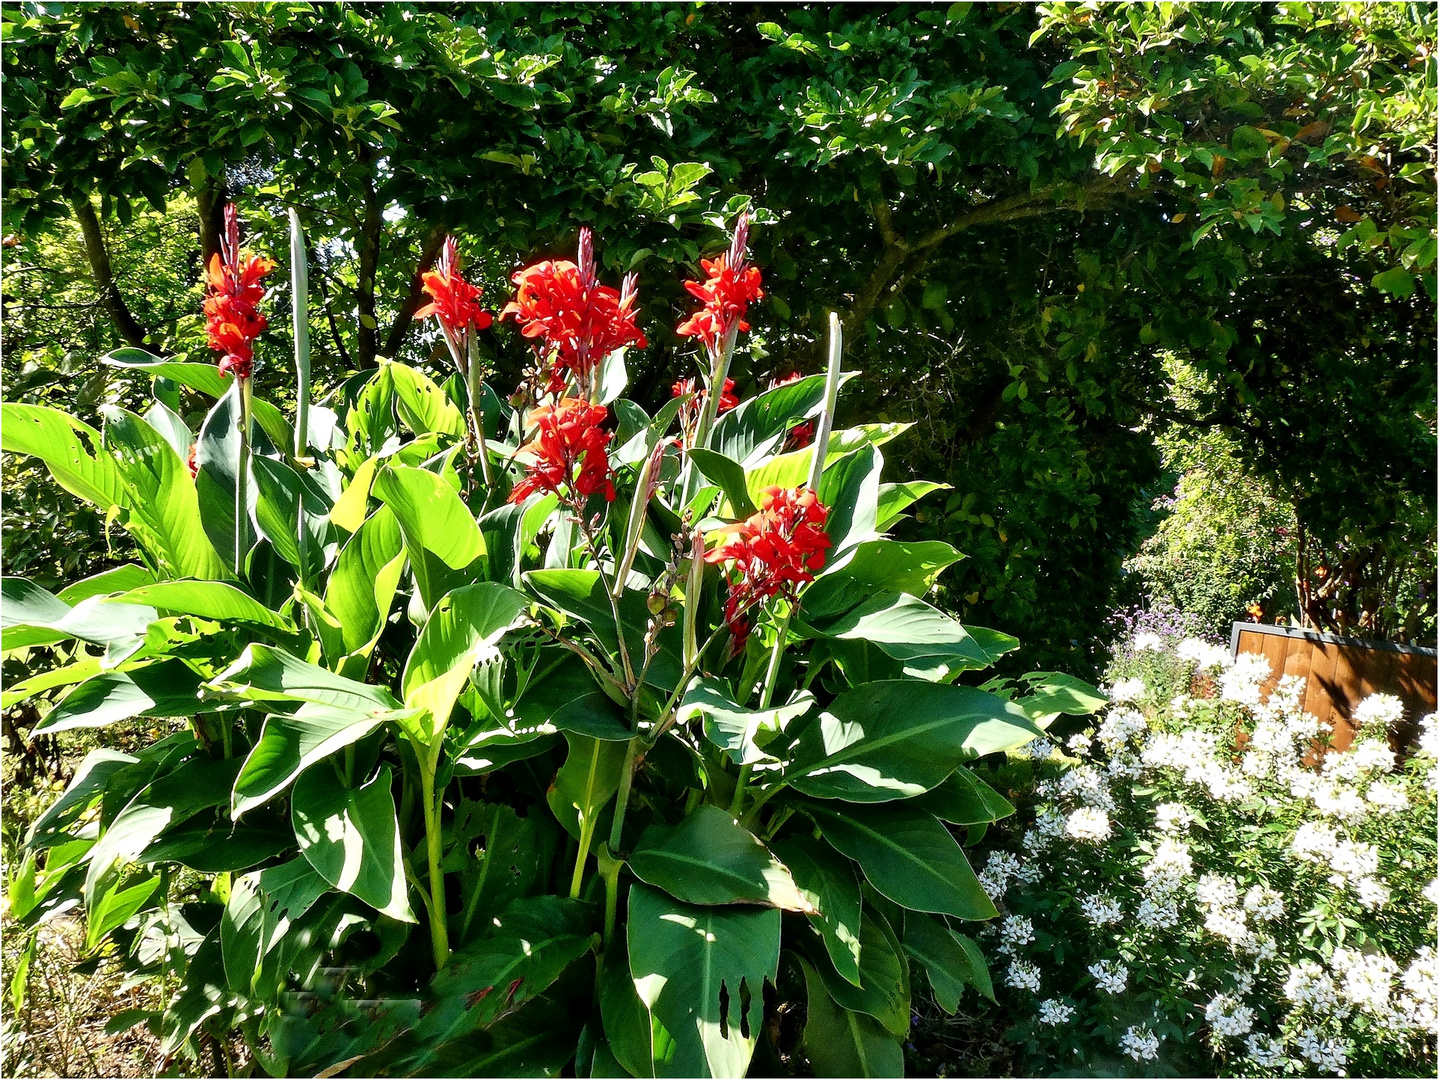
[1, 208, 1103, 1077]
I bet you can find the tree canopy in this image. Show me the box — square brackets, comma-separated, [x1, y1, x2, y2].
[4, 1, 1434, 669]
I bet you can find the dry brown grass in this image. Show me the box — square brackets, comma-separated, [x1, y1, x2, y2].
[1, 913, 171, 1079]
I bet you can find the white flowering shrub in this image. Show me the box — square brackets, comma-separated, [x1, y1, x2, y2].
[974, 642, 1438, 1077]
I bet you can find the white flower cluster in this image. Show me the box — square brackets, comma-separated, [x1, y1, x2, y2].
[1284, 960, 1344, 1015]
[1176, 637, 1229, 670]
[1036, 998, 1075, 1025]
[1205, 991, 1255, 1039]
[1119, 1024, 1162, 1062]
[997, 914, 1035, 955]
[1096, 706, 1147, 756]
[1088, 958, 1128, 994]
[1079, 891, 1124, 926]
[977, 850, 1037, 900]
[1293, 1026, 1348, 1073]
[1131, 631, 1164, 652]
[1399, 946, 1439, 1036]
[1290, 822, 1391, 910]
[1244, 1032, 1287, 1068]
[1242, 884, 1284, 922]
[1332, 947, 1397, 1016]
[1152, 801, 1193, 834]
[1418, 713, 1439, 760]
[1007, 958, 1041, 993]
[1195, 874, 1252, 947]
[1065, 806, 1112, 843]
[1218, 653, 1273, 706]
[1141, 838, 1194, 899]
[1108, 676, 1146, 703]
[1351, 692, 1404, 729]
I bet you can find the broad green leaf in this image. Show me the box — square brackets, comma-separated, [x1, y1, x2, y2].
[221, 858, 331, 999]
[771, 837, 862, 985]
[292, 764, 414, 921]
[0, 404, 129, 510]
[232, 701, 413, 817]
[627, 805, 811, 910]
[1016, 671, 1109, 725]
[804, 802, 997, 920]
[26, 748, 136, 849]
[547, 733, 626, 843]
[804, 906, 909, 1036]
[787, 681, 1040, 802]
[87, 872, 161, 952]
[102, 405, 228, 579]
[601, 943, 681, 1078]
[55, 564, 154, 604]
[112, 580, 293, 629]
[141, 817, 293, 874]
[399, 897, 597, 1068]
[797, 955, 903, 1078]
[388, 360, 465, 438]
[143, 399, 192, 458]
[710, 372, 856, 466]
[321, 504, 405, 669]
[688, 447, 757, 518]
[627, 883, 780, 1079]
[210, 643, 402, 713]
[2, 657, 106, 710]
[102, 349, 232, 397]
[803, 540, 964, 619]
[523, 569, 684, 691]
[85, 755, 241, 901]
[453, 803, 542, 944]
[250, 456, 331, 580]
[911, 768, 1015, 825]
[818, 592, 995, 678]
[679, 677, 814, 766]
[874, 481, 948, 531]
[372, 463, 485, 610]
[903, 912, 993, 1011]
[159, 933, 229, 1055]
[401, 583, 528, 740]
[329, 453, 380, 532]
[816, 444, 881, 563]
[1, 583, 155, 660]
[33, 661, 203, 735]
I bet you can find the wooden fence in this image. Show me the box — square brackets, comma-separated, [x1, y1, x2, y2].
[1230, 623, 1437, 752]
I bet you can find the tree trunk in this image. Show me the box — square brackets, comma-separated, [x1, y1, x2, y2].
[380, 220, 449, 361]
[193, 174, 229, 271]
[71, 195, 151, 350]
[355, 152, 382, 369]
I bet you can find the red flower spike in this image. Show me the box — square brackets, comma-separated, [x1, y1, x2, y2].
[502, 229, 646, 398]
[414, 235, 492, 340]
[676, 214, 763, 355]
[704, 485, 832, 640]
[508, 398, 616, 506]
[204, 205, 274, 380]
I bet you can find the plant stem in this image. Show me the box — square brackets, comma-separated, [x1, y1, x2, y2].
[234, 376, 253, 577]
[731, 607, 791, 816]
[418, 748, 450, 970]
[467, 333, 495, 490]
[807, 313, 844, 493]
[598, 843, 623, 950]
[569, 813, 598, 900]
[608, 737, 639, 853]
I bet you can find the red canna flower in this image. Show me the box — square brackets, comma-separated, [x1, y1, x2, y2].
[704, 485, 831, 646]
[414, 236, 493, 353]
[765, 372, 813, 449]
[769, 371, 804, 389]
[508, 397, 616, 505]
[502, 228, 646, 399]
[203, 204, 274, 380]
[186, 443, 199, 479]
[676, 215, 763, 355]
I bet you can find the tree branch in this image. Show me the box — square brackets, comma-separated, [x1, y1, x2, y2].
[380, 220, 449, 361]
[844, 177, 1130, 337]
[71, 195, 150, 350]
